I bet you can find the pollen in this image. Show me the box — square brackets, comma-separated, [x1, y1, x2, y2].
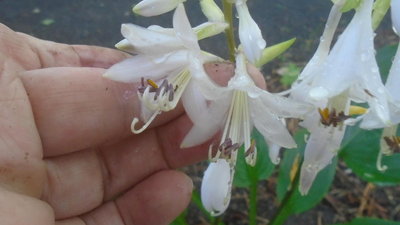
[147, 79, 159, 89]
[318, 107, 350, 127]
[349, 105, 367, 115]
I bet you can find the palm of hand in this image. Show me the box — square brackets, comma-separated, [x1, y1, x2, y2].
[0, 24, 217, 225]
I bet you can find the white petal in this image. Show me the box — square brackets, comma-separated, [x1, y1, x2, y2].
[391, 0, 400, 35]
[228, 53, 259, 96]
[115, 39, 136, 54]
[386, 44, 400, 101]
[194, 22, 229, 40]
[103, 51, 188, 83]
[133, 0, 185, 17]
[267, 140, 281, 165]
[121, 24, 182, 55]
[299, 122, 345, 195]
[173, 4, 201, 54]
[259, 90, 312, 119]
[310, 0, 375, 99]
[188, 57, 231, 101]
[250, 98, 296, 148]
[201, 159, 233, 216]
[181, 98, 230, 148]
[236, 2, 266, 64]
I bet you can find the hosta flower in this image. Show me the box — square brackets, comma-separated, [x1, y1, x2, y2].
[104, 4, 216, 133]
[132, 0, 185, 17]
[287, 0, 389, 195]
[361, 1, 400, 171]
[288, 0, 345, 195]
[308, 0, 390, 126]
[188, 52, 310, 215]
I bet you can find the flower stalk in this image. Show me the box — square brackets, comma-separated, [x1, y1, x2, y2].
[222, 0, 236, 62]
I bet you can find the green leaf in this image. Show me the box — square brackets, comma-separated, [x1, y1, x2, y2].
[41, 18, 55, 26]
[340, 126, 400, 185]
[271, 129, 337, 225]
[233, 129, 275, 187]
[255, 38, 296, 68]
[333, 217, 400, 225]
[279, 63, 301, 88]
[276, 130, 308, 201]
[372, 0, 391, 30]
[376, 44, 398, 82]
[341, 0, 362, 12]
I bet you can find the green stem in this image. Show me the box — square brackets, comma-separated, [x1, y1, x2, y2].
[268, 163, 302, 225]
[222, 0, 236, 62]
[249, 179, 258, 225]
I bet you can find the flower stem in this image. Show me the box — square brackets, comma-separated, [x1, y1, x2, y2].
[222, 0, 236, 62]
[268, 163, 301, 225]
[249, 179, 258, 225]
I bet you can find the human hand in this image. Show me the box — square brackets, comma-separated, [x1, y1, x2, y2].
[0, 23, 249, 225]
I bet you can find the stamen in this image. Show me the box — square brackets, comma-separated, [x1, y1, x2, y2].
[245, 139, 257, 166]
[138, 77, 146, 94]
[147, 79, 159, 89]
[168, 84, 174, 101]
[376, 150, 388, 172]
[131, 110, 160, 134]
[383, 136, 400, 152]
[245, 139, 256, 157]
[318, 107, 351, 127]
[364, 89, 375, 98]
[349, 105, 367, 115]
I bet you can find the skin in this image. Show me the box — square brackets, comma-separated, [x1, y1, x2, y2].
[0, 23, 265, 225]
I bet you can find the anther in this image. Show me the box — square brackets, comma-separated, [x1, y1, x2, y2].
[318, 108, 351, 127]
[383, 136, 400, 152]
[138, 77, 146, 94]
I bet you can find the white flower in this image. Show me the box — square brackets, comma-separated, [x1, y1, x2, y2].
[360, 43, 400, 129]
[188, 52, 310, 215]
[132, 0, 186, 17]
[308, 0, 390, 126]
[104, 4, 215, 133]
[230, 0, 266, 64]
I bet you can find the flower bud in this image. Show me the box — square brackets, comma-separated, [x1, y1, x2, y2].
[200, 0, 225, 22]
[132, 0, 185, 17]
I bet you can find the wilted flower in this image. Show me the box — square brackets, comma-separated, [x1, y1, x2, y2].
[190, 52, 310, 215]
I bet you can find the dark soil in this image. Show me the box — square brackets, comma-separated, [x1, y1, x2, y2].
[1, 0, 399, 224]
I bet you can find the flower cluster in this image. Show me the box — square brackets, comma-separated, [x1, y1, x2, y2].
[103, 0, 400, 216]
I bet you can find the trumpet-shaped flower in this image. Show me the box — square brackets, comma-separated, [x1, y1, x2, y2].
[190, 52, 311, 215]
[308, 0, 390, 126]
[133, 0, 186, 17]
[104, 4, 216, 133]
[359, 2, 400, 171]
[287, 0, 388, 195]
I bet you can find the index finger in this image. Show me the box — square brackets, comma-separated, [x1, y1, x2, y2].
[21, 63, 236, 157]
